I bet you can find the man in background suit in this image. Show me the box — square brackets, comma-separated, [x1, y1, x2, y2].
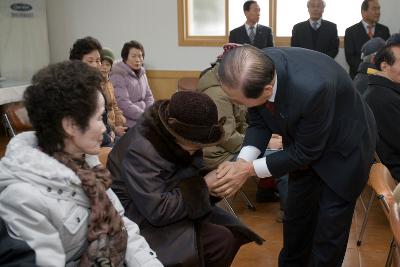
[229, 0, 276, 203]
[345, 0, 390, 78]
[211, 45, 376, 266]
[229, 1, 274, 49]
[291, 0, 339, 58]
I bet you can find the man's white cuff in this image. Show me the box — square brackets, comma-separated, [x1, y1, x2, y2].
[238, 146, 261, 162]
[253, 157, 272, 178]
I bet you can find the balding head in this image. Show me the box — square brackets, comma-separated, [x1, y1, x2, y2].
[218, 45, 275, 99]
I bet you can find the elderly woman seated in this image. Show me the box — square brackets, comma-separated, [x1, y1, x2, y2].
[107, 91, 264, 267]
[0, 61, 163, 266]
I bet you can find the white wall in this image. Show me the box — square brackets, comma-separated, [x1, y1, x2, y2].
[46, 0, 400, 72]
[380, 0, 400, 34]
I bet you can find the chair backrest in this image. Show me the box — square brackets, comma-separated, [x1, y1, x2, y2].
[3, 102, 32, 136]
[394, 184, 400, 204]
[368, 162, 397, 214]
[177, 77, 199, 92]
[98, 147, 112, 166]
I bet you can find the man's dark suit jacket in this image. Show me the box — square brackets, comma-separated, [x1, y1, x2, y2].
[244, 47, 376, 202]
[345, 21, 390, 79]
[291, 19, 339, 58]
[229, 24, 273, 49]
[364, 75, 400, 182]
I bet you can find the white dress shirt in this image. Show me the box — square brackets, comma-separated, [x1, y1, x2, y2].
[309, 18, 322, 30]
[362, 20, 375, 36]
[237, 72, 278, 178]
[245, 23, 258, 36]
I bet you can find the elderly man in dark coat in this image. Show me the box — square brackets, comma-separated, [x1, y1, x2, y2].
[107, 91, 263, 267]
[364, 34, 400, 182]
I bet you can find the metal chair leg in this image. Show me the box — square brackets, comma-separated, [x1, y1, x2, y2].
[359, 186, 371, 212]
[222, 197, 238, 218]
[239, 189, 256, 211]
[385, 238, 395, 267]
[357, 188, 375, 246]
[2, 113, 16, 137]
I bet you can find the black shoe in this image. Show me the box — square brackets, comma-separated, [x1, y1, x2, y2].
[256, 188, 280, 203]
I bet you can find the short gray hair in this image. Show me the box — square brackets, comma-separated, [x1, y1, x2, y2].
[362, 53, 375, 63]
[307, 0, 326, 8]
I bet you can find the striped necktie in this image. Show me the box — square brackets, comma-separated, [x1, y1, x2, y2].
[249, 26, 255, 44]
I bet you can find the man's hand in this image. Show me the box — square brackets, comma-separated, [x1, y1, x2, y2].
[267, 134, 283, 150]
[115, 126, 128, 137]
[212, 160, 255, 198]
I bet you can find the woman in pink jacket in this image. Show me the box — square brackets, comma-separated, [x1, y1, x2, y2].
[110, 40, 154, 128]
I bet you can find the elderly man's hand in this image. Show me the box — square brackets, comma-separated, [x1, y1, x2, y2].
[212, 160, 255, 198]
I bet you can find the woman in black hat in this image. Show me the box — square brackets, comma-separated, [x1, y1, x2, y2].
[107, 91, 264, 267]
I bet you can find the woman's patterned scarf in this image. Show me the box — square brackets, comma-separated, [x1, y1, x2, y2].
[53, 152, 127, 267]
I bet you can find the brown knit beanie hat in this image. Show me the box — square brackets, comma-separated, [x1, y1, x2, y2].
[158, 91, 225, 147]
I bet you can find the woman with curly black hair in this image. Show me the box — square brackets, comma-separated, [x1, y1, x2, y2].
[0, 61, 163, 267]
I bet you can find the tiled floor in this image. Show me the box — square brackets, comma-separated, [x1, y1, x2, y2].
[228, 180, 392, 267]
[0, 136, 392, 266]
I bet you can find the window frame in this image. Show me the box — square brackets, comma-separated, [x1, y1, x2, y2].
[178, 0, 229, 46]
[178, 0, 344, 47]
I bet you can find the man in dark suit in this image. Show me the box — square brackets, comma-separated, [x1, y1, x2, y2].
[291, 0, 339, 58]
[229, 1, 273, 49]
[364, 36, 400, 182]
[211, 45, 376, 266]
[345, 0, 390, 79]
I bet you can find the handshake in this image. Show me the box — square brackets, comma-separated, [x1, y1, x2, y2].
[203, 159, 255, 198]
